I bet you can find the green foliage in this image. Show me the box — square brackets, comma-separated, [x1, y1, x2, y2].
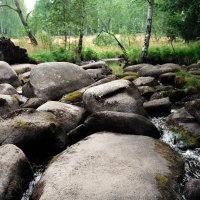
[36, 31, 53, 49]
[30, 45, 77, 62]
[82, 47, 98, 60]
[176, 70, 200, 91]
[93, 33, 116, 46]
[97, 50, 121, 59]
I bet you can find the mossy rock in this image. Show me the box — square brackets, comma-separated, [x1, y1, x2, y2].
[60, 90, 82, 103]
[154, 140, 183, 199]
[117, 72, 138, 80]
[169, 126, 199, 148]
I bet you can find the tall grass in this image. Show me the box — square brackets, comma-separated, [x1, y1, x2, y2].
[14, 35, 200, 64]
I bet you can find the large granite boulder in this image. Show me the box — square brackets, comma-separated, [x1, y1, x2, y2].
[37, 101, 86, 133]
[0, 144, 33, 200]
[31, 132, 183, 200]
[0, 83, 17, 95]
[138, 63, 180, 78]
[22, 62, 94, 100]
[84, 111, 160, 138]
[0, 61, 21, 87]
[0, 109, 66, 156]
[0, 94, 19, 115]
[83, 79, 148, 117]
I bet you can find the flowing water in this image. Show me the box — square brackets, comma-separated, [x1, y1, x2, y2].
[152, 110, 200, 199]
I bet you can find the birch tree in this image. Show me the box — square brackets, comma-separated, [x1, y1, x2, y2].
[141, 0, 154, 62]
[0, 0, 38, 45]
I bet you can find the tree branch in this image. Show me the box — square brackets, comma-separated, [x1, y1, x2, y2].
[0, 4, 18, 12]
[26, 11, 32, 22]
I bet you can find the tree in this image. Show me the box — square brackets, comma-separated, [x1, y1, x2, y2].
[141, 0, 154, 62]
[0, 0, 38, 45]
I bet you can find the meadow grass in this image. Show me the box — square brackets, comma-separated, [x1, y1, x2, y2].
[12, 35, 200, 64]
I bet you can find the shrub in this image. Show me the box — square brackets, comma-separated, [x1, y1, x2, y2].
[82, 47, 98, 60]
[93, 33, 116, 46]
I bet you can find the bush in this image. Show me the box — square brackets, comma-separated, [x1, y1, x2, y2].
[82, 47, 98, 60]
[93, 33, 116, 46]
[36, 31, 53, 50]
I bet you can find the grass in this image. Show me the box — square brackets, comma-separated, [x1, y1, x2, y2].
[170, 126, 199, 147]
[175, 70, 200, 92]
[12, 35, 200, 64]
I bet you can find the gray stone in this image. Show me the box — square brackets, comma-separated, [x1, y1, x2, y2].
[0, 83, 17, 95]
[21, 98, 46, 109]
[37, 101, 86, 133]
[143, 97, 171, 117]
[83, 79, 148, 117]
[0, 144, 33, 200]
[138, 86, 155, 100]
[81, 61, 108, 70]
[134, 76, 158, 87]
[11, 63, 35, 75]
[159, 73, 176, 86]
[31, 132, 182, 200]
[0, 109, 66, 156]
[124, 63, 154, 72]
[185, 99, 200, 123]
[0, 61, 21, 87]
[184, 179, 200, 200]
[0, 94, 19, 115]
[138, 63, 180, 78]
[22, 62, 94, 100]
[167, 108, 200, 147]
[84, 111, 160, 138]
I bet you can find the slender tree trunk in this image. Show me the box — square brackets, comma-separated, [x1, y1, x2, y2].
[141, 0, 154, 62]
[14, 0, 38, 46]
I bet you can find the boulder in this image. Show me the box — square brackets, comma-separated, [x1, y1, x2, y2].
[31, 132, 182, 200]
[124, 63, 154, 72]
[37, 101, 86, 133]
[21, 98, 46, 109]
[0, 144, 33, 200]
[0, 61, 21, 87]
[81, 61, 108, 70]
[167, 108, 200, 147]
[0, 83, 17, 95]
[0, 94, 19, 115]
[185, 100, 200, 123]
[138, 63, 180, 78]
[61, 75, 117, 104]
[11, 64, 35, 75]
[184, 179, 200, 200]
[0, 109, 66, 156]
[143, 98, 171, 117]
[83, 79, 148, 117]
[138, 86, 155, 100]
[84, 111, 160, 138]
[86, 68, 111, 81]
[133, 76, 158, 87]
[22, 62, 94, 100]
[159, 73, 176, 86]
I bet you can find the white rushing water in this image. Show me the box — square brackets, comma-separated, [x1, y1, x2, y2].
[152, 111, 200, 184]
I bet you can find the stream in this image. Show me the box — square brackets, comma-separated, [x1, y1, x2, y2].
[21, 109, 200, 200]
[152, 110, 200, 199]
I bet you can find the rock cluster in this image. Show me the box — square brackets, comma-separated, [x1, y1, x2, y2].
[2, 60, 200, 199]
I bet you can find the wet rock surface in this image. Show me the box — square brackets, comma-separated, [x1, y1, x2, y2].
[30, 132, 182, 200]
[0, 144, 33, 200]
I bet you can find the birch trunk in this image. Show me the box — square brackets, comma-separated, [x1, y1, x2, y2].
[141, 0, 154, 62]
[14, 0, 38, 46]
